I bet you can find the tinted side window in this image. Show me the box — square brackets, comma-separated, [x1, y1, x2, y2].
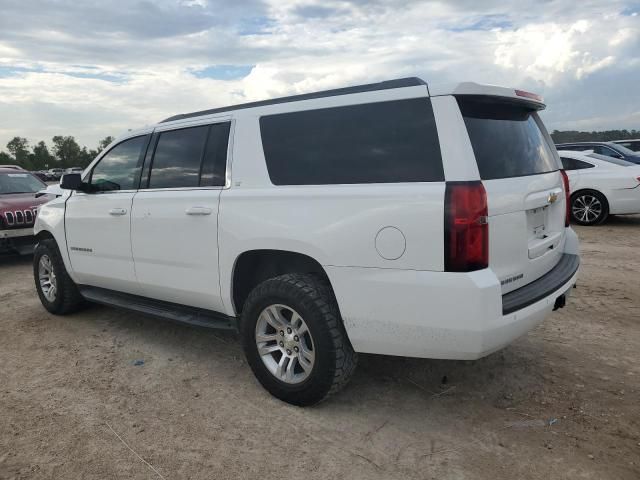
[562, 157, 594, 170]
[149, 125, 209, 189]
[560, 157, 577, 170]
[260, 98, 444, 185]
[91, 136, 146, 191]
[574, 159, 595, 169]
[200, 122, 231, 187]
[458, 96, 558, 180]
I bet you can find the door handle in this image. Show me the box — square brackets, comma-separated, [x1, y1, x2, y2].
[109, 208, 127, 216]
[185, 206, 213, 216]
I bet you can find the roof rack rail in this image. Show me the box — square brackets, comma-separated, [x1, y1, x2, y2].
[160, 77, 426, 123]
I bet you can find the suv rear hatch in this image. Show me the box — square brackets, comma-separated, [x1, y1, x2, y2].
[457, 94, 566, 294]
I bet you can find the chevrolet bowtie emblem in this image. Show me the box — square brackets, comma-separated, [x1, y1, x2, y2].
[548, 192, 559, 204]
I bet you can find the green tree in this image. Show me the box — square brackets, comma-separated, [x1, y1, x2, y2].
[78, 146, 99, 168]
[52, 135, 82, 168]
[31, 141, 55, 170]
[0, 151, 13, 165]
[6, 137, 31, 169]
[98, 135, 115, 153]
[551, 129, 640, 144]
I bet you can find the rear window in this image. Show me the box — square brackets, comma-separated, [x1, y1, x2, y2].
[260, 98, 444, 185]
[458, 96, 559, 180]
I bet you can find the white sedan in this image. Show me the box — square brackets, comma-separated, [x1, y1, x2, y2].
[558, 150, 640, 225]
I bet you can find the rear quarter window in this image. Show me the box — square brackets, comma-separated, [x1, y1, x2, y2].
[260, 98, 444, 185]
[457, 96, 559, 180]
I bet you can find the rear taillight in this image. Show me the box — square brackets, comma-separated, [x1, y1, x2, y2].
[444, 181, 488, 272]
[560, 170, 570, 227]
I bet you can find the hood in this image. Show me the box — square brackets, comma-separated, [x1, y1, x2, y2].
[0, 192, 51, 213]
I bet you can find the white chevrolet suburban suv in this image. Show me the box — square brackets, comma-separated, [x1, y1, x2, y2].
[33, 78, 580, 406]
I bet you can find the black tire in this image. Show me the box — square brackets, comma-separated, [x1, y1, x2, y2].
[33, 238, 86, 314]
[240, 273, 357, 406]
[570, 190, 609, 226]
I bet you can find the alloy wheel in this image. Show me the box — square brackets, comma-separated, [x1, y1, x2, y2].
[38, 254, 57, 302]
[573, 194, 603, 224]
[255, 304, 315, 384]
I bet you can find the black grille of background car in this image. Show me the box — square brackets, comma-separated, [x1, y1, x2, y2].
[1, 209, 38, 228]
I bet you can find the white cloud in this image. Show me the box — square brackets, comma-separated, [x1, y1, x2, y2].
[0, 0, 639, 151]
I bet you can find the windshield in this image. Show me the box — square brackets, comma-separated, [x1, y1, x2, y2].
[609, 143, 639, 156]
[0, 172, 46, 194]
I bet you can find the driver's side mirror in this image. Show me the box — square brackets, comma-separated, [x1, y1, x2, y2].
[60, 173, 88, 191]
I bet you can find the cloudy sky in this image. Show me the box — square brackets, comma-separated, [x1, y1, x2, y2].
[0, 0, 639, 151]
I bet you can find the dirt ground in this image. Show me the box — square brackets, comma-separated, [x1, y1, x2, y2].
[1, 218, 639, 480]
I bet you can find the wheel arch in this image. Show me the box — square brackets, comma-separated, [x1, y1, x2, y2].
[35, 230, 56, 244]
[230, 249, 333, 315]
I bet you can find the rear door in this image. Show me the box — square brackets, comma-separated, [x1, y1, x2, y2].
[130, 120, 231, 311]
[455, 96, 566, 293]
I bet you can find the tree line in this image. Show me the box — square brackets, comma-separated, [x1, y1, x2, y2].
[550, 129, 639, 144]
[0, 135, 114, 171]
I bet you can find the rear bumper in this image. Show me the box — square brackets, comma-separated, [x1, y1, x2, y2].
[502, 253, 579, 314]
[327, 233, 579, 360]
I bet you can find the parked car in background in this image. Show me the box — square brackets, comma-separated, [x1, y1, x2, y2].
[0, 165, 26, 171]
[31, 171, 49, 182]
[65, 167, 84, 174]
[33, 77, 579, 405]
[47, 168, 65, 180]
[0, 168, 56, 254]
[612, 139, 640, 152]
[555, 142, 640, 164]
[557, 150, 640, 225]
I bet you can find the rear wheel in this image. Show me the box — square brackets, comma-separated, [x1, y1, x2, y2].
[240, 274, 357, 406]
[34, 239, 85, 314]
[571, 190, 609, 226]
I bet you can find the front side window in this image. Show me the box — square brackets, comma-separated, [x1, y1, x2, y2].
[260, 98, 444, 185]
[90, 136, 146, 191]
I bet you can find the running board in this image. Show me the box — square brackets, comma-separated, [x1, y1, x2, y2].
[78, 286, 238, 331]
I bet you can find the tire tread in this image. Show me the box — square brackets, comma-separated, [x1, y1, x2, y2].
[241, 273, 357, 405]
[34, 239, 85, 315]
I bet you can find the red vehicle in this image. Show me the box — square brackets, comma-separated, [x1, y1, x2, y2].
[0, 167, 53, 254]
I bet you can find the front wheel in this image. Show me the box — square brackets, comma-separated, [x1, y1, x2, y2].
[240, 274, 357, 406]
[33, 239, 86, 314]
[571, 191, 609, 226]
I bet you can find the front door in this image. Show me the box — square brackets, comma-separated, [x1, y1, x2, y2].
[131, 120, 231, 312]
[65, 135, 148, 293]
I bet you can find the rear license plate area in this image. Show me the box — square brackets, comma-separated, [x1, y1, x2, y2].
[528, 206, 548, 239]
